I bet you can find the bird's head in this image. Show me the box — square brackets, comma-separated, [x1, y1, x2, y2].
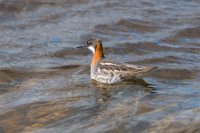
[77, 38, 104, 57]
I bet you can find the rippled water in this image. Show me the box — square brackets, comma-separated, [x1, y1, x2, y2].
[0, 0, 200, 133]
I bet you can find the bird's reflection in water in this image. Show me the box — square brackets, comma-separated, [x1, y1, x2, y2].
[91, 78, 156, 103]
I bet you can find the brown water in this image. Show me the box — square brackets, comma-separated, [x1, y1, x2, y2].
[0, 0, 200, 133]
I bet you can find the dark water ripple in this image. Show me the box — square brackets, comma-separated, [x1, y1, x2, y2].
[0, 0, 200, 133]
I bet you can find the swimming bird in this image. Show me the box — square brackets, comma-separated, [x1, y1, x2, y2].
[77, 38, 156, 84]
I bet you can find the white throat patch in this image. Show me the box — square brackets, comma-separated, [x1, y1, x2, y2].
[88, 46, 95, 54]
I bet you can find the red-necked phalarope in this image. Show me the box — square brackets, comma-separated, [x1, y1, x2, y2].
[77, 38, 156, 84]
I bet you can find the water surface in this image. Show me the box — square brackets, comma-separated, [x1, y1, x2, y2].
[0, 0, 200, 133]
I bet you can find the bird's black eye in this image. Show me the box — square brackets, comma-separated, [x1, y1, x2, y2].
[87, 40, 92, 46]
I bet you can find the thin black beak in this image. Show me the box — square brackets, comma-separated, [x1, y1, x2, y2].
[76, 45, 87, 48]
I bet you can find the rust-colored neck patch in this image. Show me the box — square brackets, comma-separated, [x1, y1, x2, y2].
[91, 43, 105, 65]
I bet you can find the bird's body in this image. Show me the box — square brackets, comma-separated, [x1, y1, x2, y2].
[91, 61, 155, 84]
[78, 38, 156, 84]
